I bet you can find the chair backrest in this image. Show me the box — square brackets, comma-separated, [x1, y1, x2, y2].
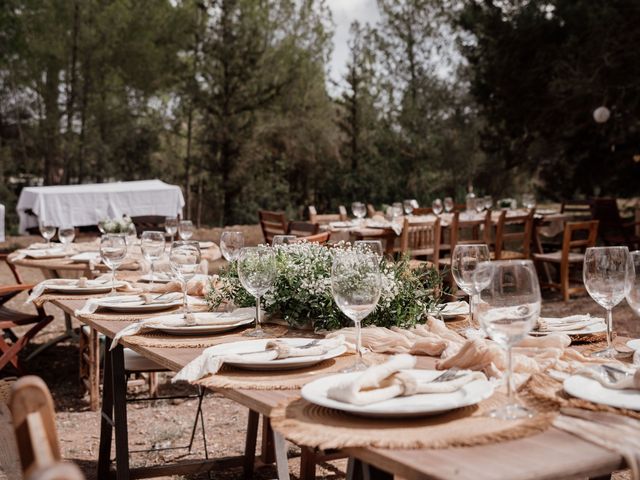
[400, 218, 440, 260]
[560, 200, 592, 217]
[493, 210, 535, 259]
[562, 221, 599, 258]
[258, 210, 288, 244]
[412, 207, 433, 216]
[131, 215, 166, 236]
[294, 231, 331, 245]
[449, 211, 491, 252]
[288, 221, 319, 237]
[367, 204, 383, 218]
[307, 206, 347, 225]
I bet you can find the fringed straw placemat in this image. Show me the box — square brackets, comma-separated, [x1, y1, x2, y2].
[270, 388, 555, 450]
[34, 292, 107, 308]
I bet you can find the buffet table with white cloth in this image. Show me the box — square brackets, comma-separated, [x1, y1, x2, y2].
[17, 179, 184, 233]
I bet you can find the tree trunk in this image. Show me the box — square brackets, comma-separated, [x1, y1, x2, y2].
[43, 61, 61, 185]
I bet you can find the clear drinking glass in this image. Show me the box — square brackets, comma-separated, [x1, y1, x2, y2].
[331, 251, 381, 371]
[237, 246, 277, 337]
[474, 260, 541, 420]
[100, 234, 128, 295]
[474, 198, 486, 213]
[220, 231, 245, 262]
[403, 200, 415, 216]
[354, 240, 383, 257]
[165, 216, 178, 243]
[98, 220, 107, 235]
[626, 251, 640, 315]
[583, 246, 631, 358]
[392, 202, 404, 218]
[522, 193, 536, 210]
[125, 222, 138, 245]
[58, 226, 75, 250]
[351, 202, 366, 222]
[178, 220, 194, 240]
[451, 244, 491, 324]
[444, 197, 454, 213]
[272, 235, 297, 247]
[141, 231, 166, 289]
[432, 199, 444, 216]
[39, 223, 57, 247]
[170, 241, 201, 319]
[484, 196, 493, 210]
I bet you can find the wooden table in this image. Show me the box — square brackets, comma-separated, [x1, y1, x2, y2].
[49, 298, 626, 480]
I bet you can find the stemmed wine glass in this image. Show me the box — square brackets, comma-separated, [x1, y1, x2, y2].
[432, 199, 443, 216]
[272, 235, 296, 246]
[473, 260, 541, 420]
[451, 244, 490, 325]
[583, 246, 632, 358]
[237, 246, 277, 337]
[403, 200, 415, 216]
[354, 240, 383, 257]
[484, 196, 493, 210]
[474, 198, 486, 213]
[220, 231, 244, 262]
[165, 217, 178, 243]
[351, 202, 366, 223]
[522, 193, 536, 210]
[58, 226, 75, 251]
[141, 231, 166, 289]
[392, 202, 404, 219]
[170, 241, 202, 319]
[626, 250, 640, 316]
[444, 197, 454, 213]
[39, 223, 57, 247]
[178, 220, 194, 240]
[331, 251, 381, 371]
[100, 234, 128, 295]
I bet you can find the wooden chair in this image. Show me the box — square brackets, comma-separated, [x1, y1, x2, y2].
[560, 199, 593, 218]
[438, 210, 491, 267]
[532, 221, 599, 301]
[258, 210, 288, 244]
[492, 210, 535, 260]
[307, 206, 347, 224]
[412, 207, 433, 216]
[590, 198, 640, 249]
[399, 218, 441, 268]
[9, 376, 86, 480]
[287, 221, 320, 237]
[367, 204, 384, 218]
[295, 231, 331, 245]
[131, 215, 166, 236]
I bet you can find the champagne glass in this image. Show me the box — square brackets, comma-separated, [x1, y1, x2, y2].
[351, 202, 366, 222]
[237, 246, 277, 337]
[100, 234, 128, 295]
[626, 250, 640, 316]
[444, 197, 454, 213]
[522, 193, 536, 210]
[354, 240, 383, 257]
[583, 246, 631, 358]
[165, 216, 178, 243]
[272, 235, 296, 246]
[58, 226, 75, 251]
[474, 260, 541, 420]
[484, 196, 493, 210]
[432, 199, 444, 216]
[39, 223, 56, 247]
[403, 200, 415, 216]
[451, 244, 490, 324]
[220, 231, 244, 262]
[141, 231, 166, 289]
[178, 220, 194, 240]
[331, 251, 381, 371]
[170, 241, 201, 319]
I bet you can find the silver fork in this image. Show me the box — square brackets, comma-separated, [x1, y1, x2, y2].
[430, 368, 462, 383]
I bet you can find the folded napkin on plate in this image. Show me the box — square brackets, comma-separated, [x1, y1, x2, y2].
[172, 335, 346, 383]
[141, 273, 210, 296]
[14, 247, 68, 260]
[577, 365, 640, 390]
[26, 275, 137, 303]
[434, 300, 469, 317]
[75, 292, 183, 315]
[327, 354, 486, 406]
[536, 314, 604, 332]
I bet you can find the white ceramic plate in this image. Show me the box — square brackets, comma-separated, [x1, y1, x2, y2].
[201, 338, 346, 370]
[530, 321, 606, 337]
[70, 252, 100, 263]
[155, 310, 256, 335]
[47, 281, 127, 294]
[301, 370, 495, 418]
[97, 295, 182, 313]
[627, 339, 640, 352]
[25, 249, 70, 259]
[137, 273, 173, 284]
[564, 374, 640, 411]
[199, 241, 215, 249]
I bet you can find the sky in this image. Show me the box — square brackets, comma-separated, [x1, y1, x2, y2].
[326, 0, 380, 88]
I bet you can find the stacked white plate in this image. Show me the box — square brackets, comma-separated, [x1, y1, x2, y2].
[94, 294, 182, 313]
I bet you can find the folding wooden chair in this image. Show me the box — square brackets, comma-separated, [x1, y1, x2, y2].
[131, 215, 166, 236]
[307, 205, 348, 224]
[438, 210, 491, 268]
[258, 210, 288, 244]
[492, 210, 535, 260]
[288, 221, 320, 237]
[399, 217, 441, 269]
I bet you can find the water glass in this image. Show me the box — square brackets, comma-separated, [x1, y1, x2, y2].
[626, 251, 640, 316]
[141, 231, 166, 288]
[392, 202, 404, 218]
[474, 260, 541, 419]
[583, 246, 631, 358]
[170, 241, 202, 319]
[178, 220, 194, 240]
[100, 234, 128, 295]
[403, 200, 415, 216]
[484, 196, 493, 210]
[444, 197, 454, 213]
[354, 240, 383, 257]
[39, 223, 57, 247]
[474, 198, 486, 213]
[432, 199, 443, 216]
[220, 231, 244, 262]
[331, 251, 381, 371]
[125, 222, 138, 244]
[272, 235, 297, 247]
[522, 193, 536, 210]
[237, 246, 277, 337]
[58, 226, 75, 250]
[165, 216, 178, 242]
[451, 244, 490, 323]
[351, 202, 366, 221]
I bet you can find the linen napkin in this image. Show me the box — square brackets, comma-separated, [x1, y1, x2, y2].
[326, 354, 486, 406]
[26, 275, 138, 303]
[141, 274, 210, 296]
[433, 300, 469, 318]
[576, 365, 640, 390]
[109, 307, 257, 350]
[75, 292, 183, 316]
[536, 314, 605, 333]
[172, 335, 347, 383]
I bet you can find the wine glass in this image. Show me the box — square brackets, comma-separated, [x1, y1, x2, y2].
[100, 234, 128, 295]
[474, 198, 486, 213]
[58, 226, 75, 251]
[403, 200, 415, 216]
[432, 199, 443, 216]
[331, 251, 381, 371]
[237, 246, 277, 337]
[583, 246, 631, 358]
[170, 241, 202, 319]
[141, 231, 166, 289]
[474, 260, 541, 420]
[351, 202, 366, 222]
[392, 202, 404, 219]
[178, 220, 194, 240]
[451, 244, 491, 324]
[484, 196, 493, 210]
[354, 240, 383, 257]
[125, 222, 138, 244]
[626, 250, 640, 316]
[98, 220, 107, 235]
[522, 193, 536, 210]
[39, 223, 56, 247]
[220, 231, 244, 262]
[165, 216, 178, 243]
[444, 197, 454, 213]
[272, 235, 297, 246]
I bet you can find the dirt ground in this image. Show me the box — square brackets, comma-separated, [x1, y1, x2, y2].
[1, 226, 637, 480]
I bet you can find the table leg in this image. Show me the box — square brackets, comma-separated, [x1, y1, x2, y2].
[299, 446, 317, 480]
[111, 344, 131, 480]
[261, 416, 275, 464]
[243, 409, 259, 479]
[272, 431, 290, 480]
[98, 347, 114, 479]
[346, 458, 393, 480]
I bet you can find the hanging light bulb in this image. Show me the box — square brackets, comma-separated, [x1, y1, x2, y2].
[593, 106, 611, 123]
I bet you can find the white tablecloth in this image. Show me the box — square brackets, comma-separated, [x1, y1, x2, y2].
[17, 180, 184, 233]
[0, 204, 5, 242]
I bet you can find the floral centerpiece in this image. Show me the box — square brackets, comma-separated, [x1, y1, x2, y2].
[99, 215, 134, 234]
[206, 242, 444, 331]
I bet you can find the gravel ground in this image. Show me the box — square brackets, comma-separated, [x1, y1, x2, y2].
[1, 227, 638, 480]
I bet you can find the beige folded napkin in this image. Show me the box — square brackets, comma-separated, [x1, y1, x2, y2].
[326, 354, 486, 406]
[18, 247, 70, 259]
[536, 314, 604, 332]
[434, 300, 469, 317]
[26, 276, 136, 303]
[141, 273, 210, 296]
[172, 335, 346, 383]
[577, 365, 640, 390]
[75, 292, 183, 316]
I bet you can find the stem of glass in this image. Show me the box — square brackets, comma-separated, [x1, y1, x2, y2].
[468, 293, 474, 327]
[149, 261, 155, 290]
[506, 345, 514, 405]
[182, 279, 189, 318]
[354, 319, 363, 369]
[111, 266, 116, 295]
[255, 296, 262, 332]
[605, 307, 613, 350]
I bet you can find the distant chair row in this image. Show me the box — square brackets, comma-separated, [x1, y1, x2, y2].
[258, 210, 331, 245]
